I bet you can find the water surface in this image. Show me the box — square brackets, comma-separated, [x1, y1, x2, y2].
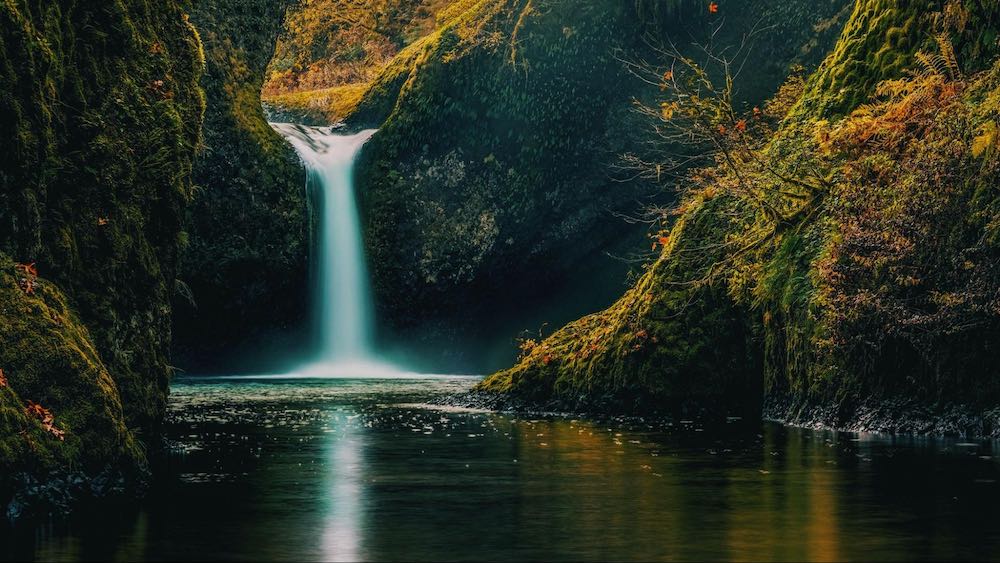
[5, 377, 1000, 561]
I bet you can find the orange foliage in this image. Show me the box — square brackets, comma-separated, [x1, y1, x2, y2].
[16, 262, 38, 295]
[25, 400, 66, 441]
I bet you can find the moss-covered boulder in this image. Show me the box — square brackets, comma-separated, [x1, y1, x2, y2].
[483, 195, 762, 417]
[174, 0, 310, 372]
[0, 257, 143, 498]
[341, 0, 850, 370]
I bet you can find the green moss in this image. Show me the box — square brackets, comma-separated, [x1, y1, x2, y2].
[0, 255, 144, 489]
[0, 0, 205, 503]
[481, 195, 763, 415]
[797, 0, 1000, 118]
[483, 0, 1000, 424]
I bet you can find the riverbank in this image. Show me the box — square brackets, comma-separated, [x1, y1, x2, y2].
[443, 390, 1000, 439]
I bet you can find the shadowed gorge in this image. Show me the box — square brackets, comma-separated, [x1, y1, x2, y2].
[173, 0, 310, 374]
[3, 0, 1000, 559]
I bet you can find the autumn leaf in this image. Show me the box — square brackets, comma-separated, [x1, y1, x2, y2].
[18, 278, 36, 295]
[97, 217, 110, 226]
[735, 119, 747, 133]
[49, 426, 66, 441]
[15, 262, 39, 295]
[658, 235, 669, 246]
[16, 262, 37, 277]
[25, 400, 65, 441]
[542, 354, 553, 366]
[708, 2, 719, 14]
[25, 400, 49, 420]
[717, 124, 727, 135]
[660, 101, 678, 121]
[0, 369, 7, 387]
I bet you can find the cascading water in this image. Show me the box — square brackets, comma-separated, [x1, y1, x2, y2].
[271, 123, 401, 377]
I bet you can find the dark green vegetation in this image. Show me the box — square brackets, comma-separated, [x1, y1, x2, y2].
[174, 0, 310, 372]
[0, 0, 203, 502]
[330, 0, 851, 370]
[482, 0, 1000, 435]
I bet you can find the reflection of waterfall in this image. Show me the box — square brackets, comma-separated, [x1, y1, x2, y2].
[322, 420, 364, 562]
[271, 123, 400, 376]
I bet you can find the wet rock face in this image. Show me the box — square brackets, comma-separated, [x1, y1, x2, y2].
[173, 0, 311, 373]
[350, 0, 852, 371]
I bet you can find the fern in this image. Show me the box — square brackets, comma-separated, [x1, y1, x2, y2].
[936, 33, 962, 79]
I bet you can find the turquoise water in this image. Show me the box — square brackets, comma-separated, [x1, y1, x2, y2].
[5, 376, 1000, 561]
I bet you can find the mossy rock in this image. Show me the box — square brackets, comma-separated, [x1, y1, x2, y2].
[481, 195, 763, 416]
[0, 255, 144, 495]
[483, 0, 1000, 424]
[797, 0, 1000, 118]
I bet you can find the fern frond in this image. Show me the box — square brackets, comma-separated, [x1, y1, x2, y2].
[916, 51, 949, 80]
[936, 33, 961, 79]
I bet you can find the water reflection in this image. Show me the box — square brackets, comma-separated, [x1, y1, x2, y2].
[322, 418, 363, 561]
[3, 377, 999, 562]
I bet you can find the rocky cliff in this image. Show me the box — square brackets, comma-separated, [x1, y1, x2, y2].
[338, 0, 851, 371]
[0, 0, 204, 506]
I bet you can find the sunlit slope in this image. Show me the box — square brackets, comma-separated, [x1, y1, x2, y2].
[481, 0, 1000, 431]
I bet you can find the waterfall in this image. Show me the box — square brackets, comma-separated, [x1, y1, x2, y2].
[271, 123, 400, 377]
